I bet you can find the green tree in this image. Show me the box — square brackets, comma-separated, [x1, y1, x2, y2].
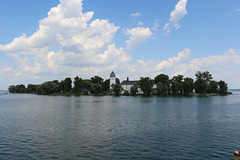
[182, 77, 194, 95]
[218, 80, 228, 94]
[82, 80, 92, 89]
[130, 83, 138, 96]
[103, 79, 110, 91]
[138, 77, 153, 96]
[92, 83, 103, 95]
[91, 76, 104, 85]
[36, 85, 43, 95]
[154, 74, 170, 95]
[208, 80, 219, 93]
[8, 85, 16, 93]
[62, 77, 72, 92]
[36, 81, 60, 95]
[73, 76, 83, 93]
[194, 71, 213, 94]
[155, 74, 169, 84]
[116, 78, 120, 84]
[15, 84, 26, 93]
[170, 75, 184, 95]
[26, 84, 37, 93]
[111, 83, 121, 96]
[156, 82, 164, 95]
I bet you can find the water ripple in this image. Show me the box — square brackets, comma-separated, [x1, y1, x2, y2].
[1, 93, 240, 159]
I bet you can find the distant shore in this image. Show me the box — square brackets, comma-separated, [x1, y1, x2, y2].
[5, 91, 232, 97]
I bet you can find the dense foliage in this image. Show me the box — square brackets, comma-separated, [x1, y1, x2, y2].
[130, 83, 138, 96]
[138, 77, 153, 96]
[111, 83, 121, 96]
[8, 71, 230, 96]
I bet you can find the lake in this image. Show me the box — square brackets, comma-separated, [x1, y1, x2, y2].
[1, 90, 240, 159]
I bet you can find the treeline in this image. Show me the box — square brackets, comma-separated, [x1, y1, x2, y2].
[8, 71, 230, 96]
[8, 76, 120, 95]
[135, 71, 229, 96]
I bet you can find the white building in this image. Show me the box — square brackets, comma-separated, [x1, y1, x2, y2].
[121, 77, 143, 94]
[121, 77, 138, 91]
[109, 71, 116, 90]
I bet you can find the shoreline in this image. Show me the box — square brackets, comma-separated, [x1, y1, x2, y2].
[6, 92, 232, 97]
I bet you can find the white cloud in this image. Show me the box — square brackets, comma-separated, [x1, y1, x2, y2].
[156, 48, 191, 70]
[125, 27, 152, 51]
[152, 20, 160, 31]
[0, 0, 129, 82]
[138, 21, 144, 26]
[130, 12, 141, 17]
[0, 67, 12, 74]
[122, 48, 240, 88]
[163, 0, 188, 35]
[126, 48, 191, 79]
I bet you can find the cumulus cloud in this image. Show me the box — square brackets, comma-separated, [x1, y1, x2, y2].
[125, 27, 152, 51]
[0, 0, 130, 81]
[163, 0, 188, 35]
[130, 12, 141, 17]
[126, 48, 191, 79]
[156, 48, 191, 70]
[123, 48, 240, 88]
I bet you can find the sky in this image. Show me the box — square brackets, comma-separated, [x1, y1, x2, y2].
[0, 0, 240, 89]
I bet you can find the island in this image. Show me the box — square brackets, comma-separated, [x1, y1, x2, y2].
[8, 71, 231, 96]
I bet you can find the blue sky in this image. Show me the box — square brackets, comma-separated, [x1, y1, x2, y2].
[0, 0, 240, 89]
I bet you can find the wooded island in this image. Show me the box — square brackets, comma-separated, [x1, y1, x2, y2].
[8, 71, 230, 96]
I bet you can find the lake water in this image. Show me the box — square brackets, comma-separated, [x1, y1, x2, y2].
[1, 90, 240, 160]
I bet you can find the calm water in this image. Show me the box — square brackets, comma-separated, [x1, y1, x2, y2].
[1, 91, 240, 160]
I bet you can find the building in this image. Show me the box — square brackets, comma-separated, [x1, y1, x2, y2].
[121, 77, 143, 94]
[121, 77, 138, 91]
[109, 71, 116, 90]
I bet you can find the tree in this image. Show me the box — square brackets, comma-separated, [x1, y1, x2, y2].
[73, 76, 83, 93]
[26, 84, 37, 93]
[130, 83, 138, 96]
[14, 84, 26, 93]
[138, 77, 153, 96]
[154, 74, 170, 95]
[170, 75, 184, 95]
[62, 77, 72, 92]
[194, 71, 213, 94]
[116, 78, 120, 84]
[8, 85, 16, 93]
[91, 76, 103, 85]
[208, 80, 218, 93]
[111, 83, 121, 96]
[82, 80, 92, 89]
[36, 85, 43, 95]
[156, 82, 164, 95]
[218, 80, 228, 95]
[182, 77, 194, 95]
[103, 79, 110, 91]
[155, 74, 169, 84]
[36, 81, 60, 95]
[92, 83, 103, 95]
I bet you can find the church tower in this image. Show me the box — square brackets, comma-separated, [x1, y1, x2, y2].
[110, 71, 116, 90]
